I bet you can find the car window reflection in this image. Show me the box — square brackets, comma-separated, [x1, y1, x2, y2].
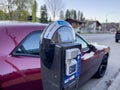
[13, 31, 41, 57]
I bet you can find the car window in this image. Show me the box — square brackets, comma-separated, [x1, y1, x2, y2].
[13, 31, 41, 57]
[76, 35, 89, 51]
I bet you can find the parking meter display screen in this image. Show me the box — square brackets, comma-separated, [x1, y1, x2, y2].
[58, 27, 75, 43]
[69, 64, 77, 74]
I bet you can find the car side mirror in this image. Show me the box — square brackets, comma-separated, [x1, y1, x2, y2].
[89, 44, 97, 52]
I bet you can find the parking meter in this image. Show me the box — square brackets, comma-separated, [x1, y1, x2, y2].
[40, 20, 81, 90]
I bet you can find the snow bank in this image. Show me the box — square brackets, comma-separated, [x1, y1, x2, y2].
[81, 51, 94, 60]
[108, 70, 120, 90]
[90, 42, 108, 50]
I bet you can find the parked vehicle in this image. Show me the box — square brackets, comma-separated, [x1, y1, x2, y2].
[115, 29, 120, 42]
[0, 21, 110, 90]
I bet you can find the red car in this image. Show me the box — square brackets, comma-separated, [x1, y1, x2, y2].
[0, 21, 110, 90]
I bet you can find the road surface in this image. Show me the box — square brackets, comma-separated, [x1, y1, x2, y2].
[78, 33, 120, 90]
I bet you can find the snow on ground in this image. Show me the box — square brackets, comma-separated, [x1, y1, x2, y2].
[108, 69, 120, 90]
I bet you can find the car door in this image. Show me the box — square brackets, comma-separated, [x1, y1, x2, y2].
[4, 31, 43, 90]
[76, 34, 99, 86]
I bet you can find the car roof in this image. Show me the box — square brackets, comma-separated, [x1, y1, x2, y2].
[0, 21, 48, 27]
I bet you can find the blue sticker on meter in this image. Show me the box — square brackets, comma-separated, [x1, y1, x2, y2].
[57, 21, 69, 26]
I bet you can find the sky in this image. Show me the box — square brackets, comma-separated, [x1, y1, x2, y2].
[36, 0, 120, 23]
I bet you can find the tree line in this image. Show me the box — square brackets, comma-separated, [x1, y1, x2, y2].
[0, 0, 85, 23]
[60, 9, 85, 21]
[40, 4, 85, 23]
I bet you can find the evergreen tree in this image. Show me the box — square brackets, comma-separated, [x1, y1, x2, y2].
[60, 9, 85, 21]
[65, 9, 71, 19]
[32, 0, 37, 22]
[70, 10, 74, 19]
[40, 4, 48, 23]
[77, 10, 85, 21]
[77, 10, 81, 20]
[65, 9, 77, 20]
[80, 12, 85, 21]
[73, 10, 77, 20]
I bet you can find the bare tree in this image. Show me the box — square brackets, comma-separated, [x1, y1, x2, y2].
[59, 10, 64, 20]
[0, 0, 34, 20]
[45, 0, 64, 21]
[0, 0, 16, 20]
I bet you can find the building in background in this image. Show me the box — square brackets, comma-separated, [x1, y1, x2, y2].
[66, 18, 101, 33]
[66, 19, 84, 33]
[101, 23, 118, 32]
[84, 20, 101, 33]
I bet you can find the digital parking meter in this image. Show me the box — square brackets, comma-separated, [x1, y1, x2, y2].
[40, 20, 81, 90]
